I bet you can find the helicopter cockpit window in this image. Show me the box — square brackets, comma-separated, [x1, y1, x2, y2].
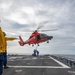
[42, 34, 47, 38]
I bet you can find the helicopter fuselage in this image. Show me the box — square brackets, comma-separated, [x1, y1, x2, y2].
[18, 31, 53, 46]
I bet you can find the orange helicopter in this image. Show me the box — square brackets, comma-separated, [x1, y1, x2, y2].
[18, 25, 57, 46]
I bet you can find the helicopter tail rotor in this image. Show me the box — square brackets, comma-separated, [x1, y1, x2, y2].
[18, 36, 25, 46]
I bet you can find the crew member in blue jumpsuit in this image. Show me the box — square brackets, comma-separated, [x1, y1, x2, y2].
[37, 50, 39, 56]
[33, 49, 39, 56]
[33, 49, 37, 56]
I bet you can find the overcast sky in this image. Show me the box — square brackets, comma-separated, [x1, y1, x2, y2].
[0, 0, 75, 55]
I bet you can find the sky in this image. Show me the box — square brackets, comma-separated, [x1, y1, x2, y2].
[0, 0, 75, 55]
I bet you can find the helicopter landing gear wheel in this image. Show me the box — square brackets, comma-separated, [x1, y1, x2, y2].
[38, 44, 39, 46]
[32, 44, 34, 46]
[47, 41, 49, 43]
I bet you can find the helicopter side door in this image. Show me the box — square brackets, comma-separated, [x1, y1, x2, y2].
[36, 35, 41, 41]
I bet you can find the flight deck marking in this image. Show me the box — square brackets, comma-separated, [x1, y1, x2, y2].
[50, 56, 70, 68]
[9, 66, 70, 68]
[9, 56, 70, 69]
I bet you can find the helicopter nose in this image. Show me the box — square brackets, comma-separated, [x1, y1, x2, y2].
[47, 36, 53, 40]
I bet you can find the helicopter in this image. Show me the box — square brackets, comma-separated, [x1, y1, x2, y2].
[18, 25, 57, 46]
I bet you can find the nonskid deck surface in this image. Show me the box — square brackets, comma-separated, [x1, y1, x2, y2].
[2, 55, 75, 75]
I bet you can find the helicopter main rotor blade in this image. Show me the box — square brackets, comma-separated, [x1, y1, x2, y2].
[39, 29, 58, 32]
[37, 21, 49, 31]
[37, 25, 43, 30]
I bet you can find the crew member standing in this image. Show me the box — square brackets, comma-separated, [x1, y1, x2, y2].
[3, 32, 17, 69]
[0, 27, 17, 75]
[37, 50, 39, 56]
[33, 49, 37, 56]
[0, 27, 5, 75]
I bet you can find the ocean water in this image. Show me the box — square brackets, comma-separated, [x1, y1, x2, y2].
[54, 54, 75, 61]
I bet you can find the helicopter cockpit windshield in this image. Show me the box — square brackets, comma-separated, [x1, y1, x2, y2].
[42, 34, 47, 38]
